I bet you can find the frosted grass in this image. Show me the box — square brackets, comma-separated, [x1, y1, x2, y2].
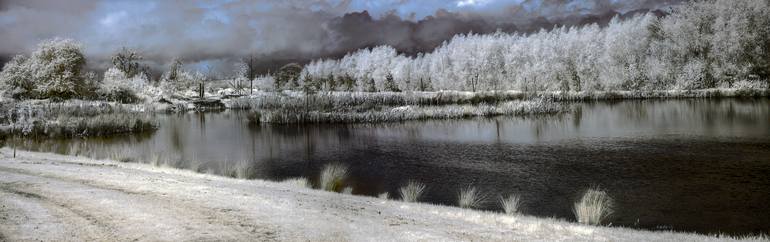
[458, 186, 488, 209]
[281, 177, 312, 189]
[574, 187, 614, 226]
[399, 180, 426, 203]
[319, 163, 349, 192]
[500, 194, 522, 215]
[254, 98, 566, 124]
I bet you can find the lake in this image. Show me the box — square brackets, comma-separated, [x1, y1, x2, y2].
[18, 98, 770, 235]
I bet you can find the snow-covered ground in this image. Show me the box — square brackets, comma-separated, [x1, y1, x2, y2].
[0, 149, 764, 241]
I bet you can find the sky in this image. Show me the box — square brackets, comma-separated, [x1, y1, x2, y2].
[0, 0, 683, 75]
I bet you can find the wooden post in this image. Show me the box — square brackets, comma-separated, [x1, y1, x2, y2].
[199, 82, 204, 99]
[12, 123, 16, 158]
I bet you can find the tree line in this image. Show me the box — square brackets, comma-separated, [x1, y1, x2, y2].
[302, 0, 770, 92]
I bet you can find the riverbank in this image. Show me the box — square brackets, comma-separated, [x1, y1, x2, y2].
[0, 149, 764, 241]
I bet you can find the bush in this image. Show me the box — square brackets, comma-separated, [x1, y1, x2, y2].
[160, 70, 204, 96]
[0, 38, 90, 100]
[98, 68, 148, 103]
[0, 55, 35, 99]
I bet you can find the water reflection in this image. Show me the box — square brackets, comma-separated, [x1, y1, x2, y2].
[17, 98, 770, 235]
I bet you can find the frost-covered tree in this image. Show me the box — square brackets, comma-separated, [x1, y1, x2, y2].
[163, 58, 183, 82]
[0, 55, 34, 99]
[275, 63, 302, 90]
[240, 55, 258, 94]
[0, 38, 89, 99]
[300, 73, 320, 95]
[98, 67, 150, 103]
[363, 77, 377, 92]
[339, 74, 356, 91]
[159, 60, 205, 96]
[383, 73, 400, 92]
[324, 74, 337, 91]
[111, 47, 147, 78]
[302, 0, 770, 92]
[32, 38, 88, 98]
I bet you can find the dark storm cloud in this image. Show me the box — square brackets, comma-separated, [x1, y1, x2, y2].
[0, 0, 683, 74]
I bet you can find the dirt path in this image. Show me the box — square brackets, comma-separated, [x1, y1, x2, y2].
[0, 149, 761, 241]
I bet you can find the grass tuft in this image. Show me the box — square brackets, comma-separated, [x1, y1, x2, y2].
[341, 187, 353, 195]
[378, 192, 390, 200]
[458, 186, 488, 209]
[573, 187, 614, 226]
[399, 180, 426, 203]
[319, 163, 349, 192]
[281, 177, 312, 189]
[500, 194, 522, 214]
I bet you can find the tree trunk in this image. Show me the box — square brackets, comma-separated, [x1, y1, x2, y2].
[199, 83, 204, 99]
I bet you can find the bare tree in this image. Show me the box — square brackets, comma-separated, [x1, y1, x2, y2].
[112, 47, 147, 78]
[241, 54, 258, 94]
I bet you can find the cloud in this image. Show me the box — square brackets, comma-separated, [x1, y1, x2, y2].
[456, 0, 493, 8]
[0, 0, 683, 75]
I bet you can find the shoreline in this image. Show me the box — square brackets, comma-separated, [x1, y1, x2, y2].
[0, 149, 765, 241]
[1, 88, 767, 137]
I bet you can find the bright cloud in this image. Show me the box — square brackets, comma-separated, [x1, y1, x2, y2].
[456, 0, 492, 7]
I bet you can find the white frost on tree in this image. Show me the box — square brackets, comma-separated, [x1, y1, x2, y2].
[0, 38, 89, 99]
[302, 0, 770, 92]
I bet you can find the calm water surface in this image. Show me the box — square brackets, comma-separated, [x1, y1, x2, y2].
[22, 98, 770, 235]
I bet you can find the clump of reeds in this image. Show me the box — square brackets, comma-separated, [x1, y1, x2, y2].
[500, 194, 522, 214]
[234, 161, 251, 179]
[399, 180, 426, 203]
[1, 101, 157, 138]
[319, 163, 349, 192]
[574, 187, 614, 226]
[457, 186, 488, 209]
[253, 98, 566, 124]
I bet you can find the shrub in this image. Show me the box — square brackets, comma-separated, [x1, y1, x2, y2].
[319, 163, 349, 192]
[0, 55, 35, 99]
[31, 38, 89, 99]
[458, 186, 487, 209]
[574, 187, 614, 225]
[98, 67, 148, 103]
[0, 38, 90, 100]
[399, 180, 426, 203]
[500, 194, 522, 214]
[160, 63, 204, 96]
